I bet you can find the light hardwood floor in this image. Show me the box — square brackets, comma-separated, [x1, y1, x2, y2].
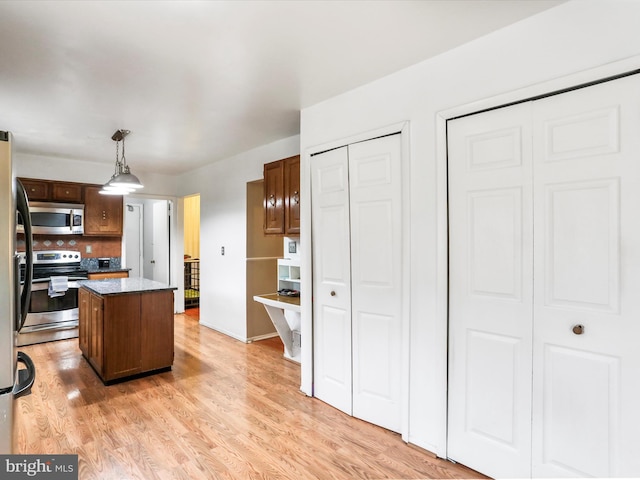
[15, 313, 485, 479]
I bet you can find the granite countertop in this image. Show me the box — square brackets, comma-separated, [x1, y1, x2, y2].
[78, 278, 177, 296]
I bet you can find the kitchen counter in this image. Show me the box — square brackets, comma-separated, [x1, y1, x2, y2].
[78, 277, 176, 296]
[79, 278, 176, 383]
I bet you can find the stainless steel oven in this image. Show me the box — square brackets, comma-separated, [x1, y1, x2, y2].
[17, 202, 84, 235]
[18, 250, 87, 346]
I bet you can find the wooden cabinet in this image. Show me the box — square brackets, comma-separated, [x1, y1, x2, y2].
[89, 292, 104, 375]
[263, 155, 300, 236]
[18, 178, 124, 236]
[88, 271, 129, 280]
[52, 182, 83, 203]
[284, 156, 301, 235]
[84, 186, 123, 236]
[79, 287, 174, 383]
[19, 178, 84, 203]
[264, 160, 285, 235]
[78, 288, 90, 357]
[19, 178, 50, 202]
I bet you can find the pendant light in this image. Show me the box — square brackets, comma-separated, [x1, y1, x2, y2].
[99, 129, 144, 195]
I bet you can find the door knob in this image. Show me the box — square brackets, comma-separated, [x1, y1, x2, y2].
[330, 291, 336, 297]
[572, 324, 584, 335]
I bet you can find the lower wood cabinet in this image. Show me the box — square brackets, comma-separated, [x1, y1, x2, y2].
[87, 271, 129, 280]
[79, 287, 174, 383]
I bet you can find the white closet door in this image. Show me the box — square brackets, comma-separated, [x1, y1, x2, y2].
[312, 134, 404, 433]
[349, 134, 403, 433]
[531, 74, 640, 477]
[312, 146, 353, 415]
[448, 103, 534, 478]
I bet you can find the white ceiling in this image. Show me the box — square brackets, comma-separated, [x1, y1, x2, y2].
[0, 0, 564, 176]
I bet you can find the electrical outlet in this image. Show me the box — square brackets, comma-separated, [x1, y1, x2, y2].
[85, 245, 92, 254]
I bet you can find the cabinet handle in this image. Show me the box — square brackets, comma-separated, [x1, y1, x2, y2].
[293, 191, 299, 205]
[572, 324, 584, 335]
[268, 194, 276, 207]
[330, 291, 336, 297]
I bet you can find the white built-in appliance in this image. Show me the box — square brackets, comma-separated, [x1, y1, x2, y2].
[0, 130, 36, 453]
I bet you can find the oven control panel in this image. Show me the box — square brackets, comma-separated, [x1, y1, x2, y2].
[33, 250, 82, 264]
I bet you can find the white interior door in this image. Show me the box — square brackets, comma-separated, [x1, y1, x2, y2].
[447, 103, 534, 478]
[124, 203, 143, 278]
[312, 146, 352, 415]
[349, 135, 402, 433]
[312, 134, 403, 433]
[448, 74, 640, 478]
[531, 74, 640, 478]
[152, 200, 170, 284]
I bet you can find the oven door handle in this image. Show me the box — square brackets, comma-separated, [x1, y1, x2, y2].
[30, 280, 81, 291]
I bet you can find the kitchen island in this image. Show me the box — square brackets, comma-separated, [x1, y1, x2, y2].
[78, 278, 176, 384]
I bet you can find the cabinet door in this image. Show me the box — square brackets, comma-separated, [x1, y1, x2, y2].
[103, 294, 141, 380]
[84, 186, 123, 236]
[89, 293, 104, 375]
[52, 182, 83, 203]
[264, 160, 285, 235]
[19, 178, 50, 201]
[87, 271, 129, 280]
[78, 288, 90, 358]
[140, 291, 174, 371]
[284, 155, 301, 235]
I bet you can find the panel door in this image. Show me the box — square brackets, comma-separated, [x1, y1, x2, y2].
[448, 103, 534, 478]
[348, 134, 403, 433]
[264, 160, 285, 235]
[531, 74, 640, 478]
[152, 200, 170, 284]
[311, 146, 353, 414]
[284, 155, 301, 235]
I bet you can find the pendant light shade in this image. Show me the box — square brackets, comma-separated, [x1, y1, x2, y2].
[99, 129, 144, 195]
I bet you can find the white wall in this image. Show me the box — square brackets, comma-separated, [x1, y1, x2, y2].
[174, 135, 300, 341]
[300, 0, 640, 456]
[14, 152, 179, 196]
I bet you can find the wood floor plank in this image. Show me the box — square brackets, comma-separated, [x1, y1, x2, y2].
[15, 314, 486, 479]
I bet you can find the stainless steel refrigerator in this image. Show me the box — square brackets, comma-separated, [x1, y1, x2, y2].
[0, 131, 36, 453]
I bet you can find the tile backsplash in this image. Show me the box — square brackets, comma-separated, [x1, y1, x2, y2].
[17, 234, 122, 258]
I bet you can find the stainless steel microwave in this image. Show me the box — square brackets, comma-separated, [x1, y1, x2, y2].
[18, 202, 85, 235]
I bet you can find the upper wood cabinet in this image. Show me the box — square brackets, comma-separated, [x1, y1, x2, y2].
[84, 186, 123, 236]
[284, 155, 300, 235]
[20, 178, 50, 202]
[264, 160, 285, 235]
[52, 182, 83, 203]
[19, 178, 84, 203]
[263, 155, 300, 236]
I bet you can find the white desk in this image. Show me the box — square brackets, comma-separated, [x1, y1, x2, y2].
[253, 294, 301, 363]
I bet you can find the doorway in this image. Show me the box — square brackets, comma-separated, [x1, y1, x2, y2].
[183, 194, 200, 320]
[447, 73, 640, 478]
[124, 203, 143, 277]
[123, 195, 173, 286]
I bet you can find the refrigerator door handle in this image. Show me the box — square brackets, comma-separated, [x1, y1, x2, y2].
[16, 179, 32, 332]
[13, 352, 35, 399]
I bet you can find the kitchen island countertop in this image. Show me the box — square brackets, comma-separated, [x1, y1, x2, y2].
[78, 277, 176, 296]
